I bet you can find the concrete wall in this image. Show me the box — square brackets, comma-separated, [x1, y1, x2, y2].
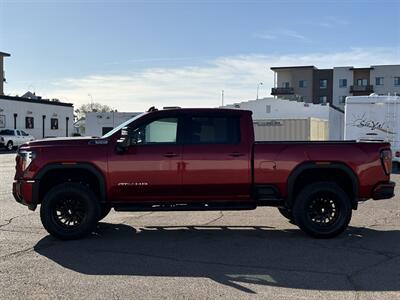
[253, 118, 328, 141]
[371, 65, 400, 96]
[0, 97, 74, 139]
[224, 97, 344, 140]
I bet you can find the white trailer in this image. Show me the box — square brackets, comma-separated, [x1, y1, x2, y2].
[345, 95, 400, 163]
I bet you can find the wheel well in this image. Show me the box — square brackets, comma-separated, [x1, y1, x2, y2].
[289, 167, 357, 208]
[38, 168, 102, 204]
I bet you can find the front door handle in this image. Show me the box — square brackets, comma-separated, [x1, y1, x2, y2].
[229, 152, 244, 157]
[164, 152, 178, 158]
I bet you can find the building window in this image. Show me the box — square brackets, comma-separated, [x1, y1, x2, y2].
[319, 96, 327, 103]
[266, 105, 271, 113]
[282, 82, 290, 88]
[339, 96, 346, 104]
[51, 118, 59, 130]
[394, 77, 400, 86]
[339, 79, 347, 88]
[357, 79, 368, 86]
[319, 79, 328, 89]
[375, 77, 384, 86]
[25, 117, 34, 129]
[299, 80, 307, 88]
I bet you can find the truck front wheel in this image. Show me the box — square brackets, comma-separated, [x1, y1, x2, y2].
[277, 207, 295, 224]
[40, 183, 101, 240]
[293, 182, 352, 238]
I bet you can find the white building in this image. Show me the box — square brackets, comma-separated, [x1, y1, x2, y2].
[224, 97, 344, 140]
[85, 111, 141, 137]
[0, 95, 74, 139]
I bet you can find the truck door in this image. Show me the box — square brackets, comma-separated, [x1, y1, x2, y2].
[181, 112, 252, 201]
[108, 114, 183, 202]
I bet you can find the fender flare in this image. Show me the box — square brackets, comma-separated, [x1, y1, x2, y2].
[33, 163, 107, 204]
[286, 162, 359, 209]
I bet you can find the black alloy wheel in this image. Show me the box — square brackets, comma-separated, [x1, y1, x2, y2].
[40, 183, 100, 240]
[293, 182, 352, 238]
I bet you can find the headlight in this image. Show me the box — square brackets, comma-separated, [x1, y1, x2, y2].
[19, 151, 36, 171]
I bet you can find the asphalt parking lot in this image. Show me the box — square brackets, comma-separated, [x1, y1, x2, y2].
[0, 152, 399, 299]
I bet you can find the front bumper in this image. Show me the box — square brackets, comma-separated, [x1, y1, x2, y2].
[13, 180, 37, 210]
[372, 181, 395, 200]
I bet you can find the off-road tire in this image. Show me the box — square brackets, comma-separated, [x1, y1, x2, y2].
[40, 183, 101, 240]
[277, 207, 295, 223]
[293, 182, 352, 239]
[6, 141, 13, 151]
[99, 204, 112, 221]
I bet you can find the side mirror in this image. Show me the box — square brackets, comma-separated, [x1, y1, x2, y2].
[115, 138, 128, 154]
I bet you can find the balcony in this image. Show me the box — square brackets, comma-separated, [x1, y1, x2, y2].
[350, 85, 374, 93]
[271, 87, 295, 95]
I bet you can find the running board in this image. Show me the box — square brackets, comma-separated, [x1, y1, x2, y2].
[113, 201, 257, 212]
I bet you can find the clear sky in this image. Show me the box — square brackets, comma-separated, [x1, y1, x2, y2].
[1, 0, 399, 111]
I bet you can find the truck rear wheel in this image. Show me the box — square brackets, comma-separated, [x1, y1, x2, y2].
[293, 182, 352, 238]
[40, 183, 101, 240]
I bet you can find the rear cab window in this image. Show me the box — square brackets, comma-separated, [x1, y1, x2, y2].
[185, 114, 241, 144]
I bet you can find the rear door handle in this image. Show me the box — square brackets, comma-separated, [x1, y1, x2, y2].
[229, 152, 244, 157]
[164, 152, 178, 158]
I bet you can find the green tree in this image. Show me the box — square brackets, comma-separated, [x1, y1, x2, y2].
[75, 102, 113, 120]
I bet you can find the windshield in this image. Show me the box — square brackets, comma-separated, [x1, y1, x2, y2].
[101, 112, 146, 138]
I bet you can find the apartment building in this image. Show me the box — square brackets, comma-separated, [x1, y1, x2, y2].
[271, 66, 333, 105]
[271, 64, 400, 108]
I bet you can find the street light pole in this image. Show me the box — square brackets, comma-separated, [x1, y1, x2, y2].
[256, 82, 263, 100]
[88, 93, 94, 110]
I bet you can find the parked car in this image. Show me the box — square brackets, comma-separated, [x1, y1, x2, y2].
[0, 129, 35, 151]
[13, 107, 395, 240]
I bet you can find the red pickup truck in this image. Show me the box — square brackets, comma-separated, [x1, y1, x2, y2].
[13, 107, 395, 240]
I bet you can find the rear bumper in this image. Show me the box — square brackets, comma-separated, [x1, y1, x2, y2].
[372, 181, 395, 200]
[13, 180, 37, 210]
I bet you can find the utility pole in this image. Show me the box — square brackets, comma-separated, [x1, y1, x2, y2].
[221, 90, 224, 106]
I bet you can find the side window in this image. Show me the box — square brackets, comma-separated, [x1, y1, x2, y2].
[20, 130, 29, 136]
[16, 130, 21, 136]
[130, 117, 178, 145]
[187, 116, 240, 144]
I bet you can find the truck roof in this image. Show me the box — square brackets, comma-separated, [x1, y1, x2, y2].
[148, 107, 253, 114]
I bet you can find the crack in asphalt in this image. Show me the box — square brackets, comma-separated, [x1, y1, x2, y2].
[201, 211, 224, 226]
[0, 240, 56, 262]
[0, 213, 35, 229]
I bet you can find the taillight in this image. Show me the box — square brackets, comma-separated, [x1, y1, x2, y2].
[380, 149, 392, 175]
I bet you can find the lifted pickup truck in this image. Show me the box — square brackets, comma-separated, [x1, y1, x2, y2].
[13, 107, 395, 239]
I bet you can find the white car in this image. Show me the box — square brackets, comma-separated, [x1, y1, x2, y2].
[0, 129, 35, 151]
